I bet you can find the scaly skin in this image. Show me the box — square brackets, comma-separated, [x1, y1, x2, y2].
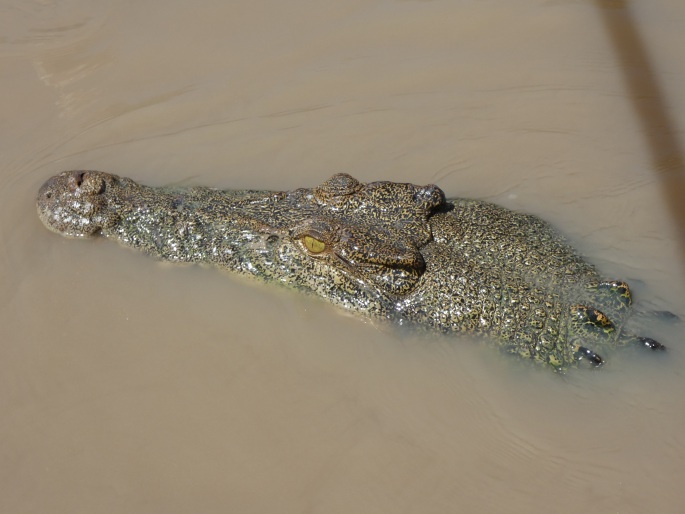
[36, 170, 665, 371]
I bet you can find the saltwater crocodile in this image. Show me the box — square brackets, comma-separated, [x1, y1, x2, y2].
[36, 170, 665, 370]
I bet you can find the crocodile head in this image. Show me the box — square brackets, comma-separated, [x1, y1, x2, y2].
[258, 172, 446, 297]
[37, 170, 446, 311]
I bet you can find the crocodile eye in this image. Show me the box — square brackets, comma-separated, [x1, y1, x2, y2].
[303, 235, 326, 254]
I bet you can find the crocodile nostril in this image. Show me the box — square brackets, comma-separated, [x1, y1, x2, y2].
[45, 191, 53, 199]
[75, 172, 85, 187]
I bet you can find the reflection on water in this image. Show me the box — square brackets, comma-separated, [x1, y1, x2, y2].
[2, 1, 685, 513]
[595, 0, 685, 266]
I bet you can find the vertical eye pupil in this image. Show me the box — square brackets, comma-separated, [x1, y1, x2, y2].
[303, 235, 326, 253]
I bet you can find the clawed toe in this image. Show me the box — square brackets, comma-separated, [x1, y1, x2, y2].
[637, 337, 666, 351]
[576, 345, 604, 366]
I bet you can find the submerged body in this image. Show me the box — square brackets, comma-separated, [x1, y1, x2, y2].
[36, 170, 664, 370]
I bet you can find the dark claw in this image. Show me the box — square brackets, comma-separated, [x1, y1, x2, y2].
[638, 337, 666, 351]
[577, 346, 604, 366]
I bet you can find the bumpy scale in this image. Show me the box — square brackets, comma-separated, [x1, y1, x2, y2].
[36, 170, 665, 371]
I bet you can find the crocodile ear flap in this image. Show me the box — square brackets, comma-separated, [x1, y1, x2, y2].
[367, 261, 424, 297]
[334, 226, 426, 297]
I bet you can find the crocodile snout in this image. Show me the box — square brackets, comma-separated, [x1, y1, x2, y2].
[36, 170, 115, 238]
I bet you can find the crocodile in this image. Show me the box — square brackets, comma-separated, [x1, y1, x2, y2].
[36, 170, 665, 370]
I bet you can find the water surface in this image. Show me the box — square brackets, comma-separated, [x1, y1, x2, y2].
[2, 1, 685, 512]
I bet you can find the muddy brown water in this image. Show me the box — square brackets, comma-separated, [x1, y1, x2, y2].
[2, 1, 685, 512]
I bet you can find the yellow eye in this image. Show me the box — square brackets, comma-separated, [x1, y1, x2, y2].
[303, 235, 326, 254]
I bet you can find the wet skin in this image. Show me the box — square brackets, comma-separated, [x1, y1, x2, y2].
[36, 170, 665, 371]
